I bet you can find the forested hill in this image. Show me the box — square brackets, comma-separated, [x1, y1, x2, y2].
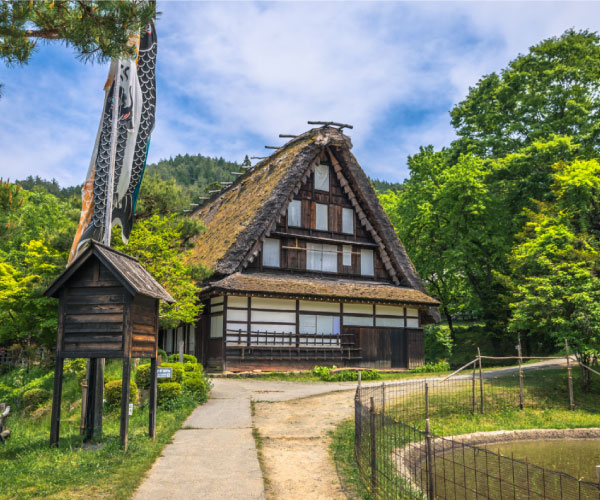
[145, 153, 238, 199]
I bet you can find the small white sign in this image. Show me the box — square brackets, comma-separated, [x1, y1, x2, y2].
[157, 367, 173, 379]
[128, 403, 133, 416]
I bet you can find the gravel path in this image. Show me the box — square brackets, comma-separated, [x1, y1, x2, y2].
[132, 358, 569, 500]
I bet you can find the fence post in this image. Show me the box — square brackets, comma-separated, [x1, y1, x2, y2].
[370, 396, 377, 495]
[381, 382, 385, 428]
[566, 339, 575, 411]
[472, 360, 476, 414]
[425, 383, 435, 500]
[518, 334, 524, 410]
[478, 347, 484, 414]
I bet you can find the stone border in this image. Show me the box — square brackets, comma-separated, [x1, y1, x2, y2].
[394, 428, 600, 494]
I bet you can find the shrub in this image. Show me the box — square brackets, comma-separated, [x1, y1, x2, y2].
[157, 382, 181, 404]
[64, 358, 87, 382]
[0, 383, 13, 403]
[312, 365, 331, 379]
[312, 365, 381, 382]
[424, 325, 454, 363]
[135, 363, 152, 389]
[22, 388, 51, 408]
[158, 348, 167, 360]
[167, 353, 197, 364]
[412, 360, 451, 373]
[183, 376, 208, 401]
[158, 363, 184, 383]
[105, 380, 138, 407]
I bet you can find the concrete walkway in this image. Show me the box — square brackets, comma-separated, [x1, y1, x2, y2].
[132, 379, 358, 500]
[132, 358, 569, 500]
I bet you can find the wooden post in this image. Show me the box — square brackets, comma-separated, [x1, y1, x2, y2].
[79, 379, 88, 436]
[518, 334, 524, 410]
[478, 347, 484, 414]
[179, 338, 184, 363]
[566, 339, 575, 411]
[370, 396, 377, 495]
[472, 360, 476, 414]
[595, 465, 600, 484]
[84, 357, 98, 441]
[92, 358, 104, 437]
[49, 355, 64, 447]
[149, 357, 157, 439]
[425, 383, 435, 500]
[381, 382, 385, 428]
[120, 356, 131, 450]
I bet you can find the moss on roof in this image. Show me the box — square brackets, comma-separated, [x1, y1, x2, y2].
[203, 272, 440, 307]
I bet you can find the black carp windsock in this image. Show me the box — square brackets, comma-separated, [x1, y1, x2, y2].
[69, 22, 157, 264]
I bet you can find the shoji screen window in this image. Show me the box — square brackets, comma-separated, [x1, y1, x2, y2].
[342, 207, 354, 234]
[262, 238, 280, 267]
[342, 245, 352, 266]
[314, 164, 330, 192]
[315, 203, 328, 231]
[361, 249, 374, 276]
[287, 199, 301, 227]
[307, 243, 337, 272]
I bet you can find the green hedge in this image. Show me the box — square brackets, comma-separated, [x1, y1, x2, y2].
[167, 354, 197, 364]
[183, 376, 208, 400]
[157, 382, 181, 404]
[158, 363, 184, 383]
[22, 388, 50, 408]
[134, 364, 152, 389]
[105, 380, 138, 407]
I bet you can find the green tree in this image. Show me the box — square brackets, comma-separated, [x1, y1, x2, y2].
[112, 214, 206, 329]
[507, 160, 600, 386]
[0, 1, 156, 65]
[451, 30, 600, 158]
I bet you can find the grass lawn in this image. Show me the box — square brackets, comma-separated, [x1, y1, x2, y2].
[330, 368, 600, 500]
[0, 360, 207, 499]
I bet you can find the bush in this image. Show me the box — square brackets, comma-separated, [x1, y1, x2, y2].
[135, 363, 152, 389]
[105, 380, 138, 407]
[183, 362, 202, 373]
[22, 388, 51, 408]
[424, 324, 454, 363]
[64, 358, 87, 382]
[158, 348, 167, 360]
[157, 382, 181, 404]
[167, 353, 197, 364]
[158, 363, 184, 383]
[183, 376, 208, 401]
[0, 383, 13, 403]
[412, 360, 451, 373]
[312, 365, 381, 382]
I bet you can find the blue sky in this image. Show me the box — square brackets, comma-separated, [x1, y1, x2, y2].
[2, 1, 600, 188]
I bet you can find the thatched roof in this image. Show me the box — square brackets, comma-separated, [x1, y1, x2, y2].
[189, 126, 439, 322]
[203, 272, 440, 307]
[45, 241, 175, 303]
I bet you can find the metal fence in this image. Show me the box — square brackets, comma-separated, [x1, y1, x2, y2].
[355, 353, 600, 500]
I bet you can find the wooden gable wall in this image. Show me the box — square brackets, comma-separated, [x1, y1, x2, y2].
[247, 152, 392, 281]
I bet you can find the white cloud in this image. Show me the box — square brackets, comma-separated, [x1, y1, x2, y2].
[3, 1, 600, 185]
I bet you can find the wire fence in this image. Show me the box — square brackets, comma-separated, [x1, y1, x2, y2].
[355, 349, 600, 500]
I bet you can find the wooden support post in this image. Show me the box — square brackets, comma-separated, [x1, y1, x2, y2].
[179, 338, 184, 363]
[79, 379, 88, 436]
[518, 334, 524, 410]
[84, 357, 98, 441]
[425, 383, 435, 500]
[595, 465, 600, 484]
[478, 347, 484, 414]
[566, 339, 575, 411]
[472, 359, 476, 414]
[93, 358, 104, 437]
[49, 355, 64, 447]
[381, 382, 385, 428]
[370, 396, 377, 495]
[120, 356, 131, 450]
[149, 357, 157, 439]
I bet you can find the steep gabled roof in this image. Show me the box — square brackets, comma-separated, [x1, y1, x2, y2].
[188, 126, 438, 320]
[45, 241, 175, 303]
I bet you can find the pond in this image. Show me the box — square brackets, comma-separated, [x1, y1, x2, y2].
[484, 438, 600, 482]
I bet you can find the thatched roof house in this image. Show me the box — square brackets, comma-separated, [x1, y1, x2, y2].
[161, 126, 439, 370]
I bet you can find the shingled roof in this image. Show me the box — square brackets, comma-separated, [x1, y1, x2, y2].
[45, 241, 175, 303]
[203, 273, 440, 307]
[189, 126, 439, 322]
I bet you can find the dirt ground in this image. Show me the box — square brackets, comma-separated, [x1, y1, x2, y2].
[253, 389, 356, 500]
